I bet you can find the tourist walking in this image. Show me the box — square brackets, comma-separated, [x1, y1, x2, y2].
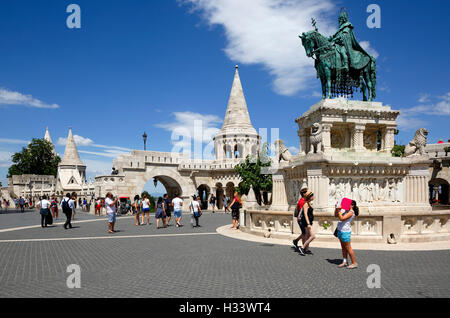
[296, 191, 316, 256]
[3, 199, 8, 211]
[210, 194, 216, 213]
[155, 197, 167, 229]
[50, 196, 59, 219]
[61, 193, 75, 229]
[82, 198, 87, 212]
[105, 192, 118, 234]
[335, 200, 359, 269]
[163, 194, 172, 225]
[95, 198, 102, 216]
[223, 195, 230, 213]
[190, 195, 202, 228]
[229, 192, 242, 230]
[141, 195, 151, 225]
[19, 196, 25, 212]
[293, 188, 309, 251]
[133, 195, 142, 226]
[37, 195, 52, 228]
[172, 194, 183, 227]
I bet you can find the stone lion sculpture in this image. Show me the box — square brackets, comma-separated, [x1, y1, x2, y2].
[274, 139, 292, 162]
[309, 123, 323, 154]
[404, 128, 428, 157]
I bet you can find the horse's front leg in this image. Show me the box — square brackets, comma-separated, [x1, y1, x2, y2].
[360, 75, 367, 101]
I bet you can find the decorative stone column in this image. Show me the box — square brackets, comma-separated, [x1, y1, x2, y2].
[270, 172, 289, 211]
[322, 123, 333, 154]
[352, 123, 366, 152]
[297, 129, 307, 155]
[384, 125, 396, 153]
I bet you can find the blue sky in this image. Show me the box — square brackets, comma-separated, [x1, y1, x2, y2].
[0, 0, 449, 189]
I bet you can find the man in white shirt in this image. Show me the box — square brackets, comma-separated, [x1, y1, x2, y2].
[172, 195, 184, 227]
[61, 193, 75, 229]
[105, 192, 118, 233]
[37, 195, 51, 228]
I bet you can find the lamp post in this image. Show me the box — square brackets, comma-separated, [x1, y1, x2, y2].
[143, 132, 148, 151]
[153, 177, 158, 188]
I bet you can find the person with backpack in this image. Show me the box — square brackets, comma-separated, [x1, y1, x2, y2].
[335, 200, 359, 269]
[229, 192, 242, 230]
[61, 193, 75, 229]
[19, 196, 25, 212]
[296, 191, 316, 256]
[293, 188, 309, 251]
[36, 195, 52, 228]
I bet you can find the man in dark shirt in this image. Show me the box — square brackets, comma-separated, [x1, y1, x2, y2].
[163, 194, 173, 226]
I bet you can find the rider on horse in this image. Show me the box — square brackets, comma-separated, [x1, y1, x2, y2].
[328, 9, 373, 75]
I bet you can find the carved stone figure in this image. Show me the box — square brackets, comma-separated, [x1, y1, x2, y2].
[352, 180, 359, 202]
[329, 178, 336, 204]
[378, 179, 387, 201]
[359, 180, 367, 202]
[388, 179, 395, 202]
[309, 123, 323, 154]
[274, 139, 292, 162]
[404, 128, 428, 157]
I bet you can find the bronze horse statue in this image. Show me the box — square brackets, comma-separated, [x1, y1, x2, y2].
[300, 30, 376, 101]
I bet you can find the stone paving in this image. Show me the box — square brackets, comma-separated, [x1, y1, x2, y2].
[0, 209, 449, 298]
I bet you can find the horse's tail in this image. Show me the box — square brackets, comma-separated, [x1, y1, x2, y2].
[371, 57, 377, 99]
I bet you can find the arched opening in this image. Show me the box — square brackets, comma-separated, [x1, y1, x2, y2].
[224, 144, 232, 159]
[234, 144, 244, 158]
[226, 182, 235, 200]
[197, 184, 210, 210]
[251, 144, 258, 157]
[215, 183, 224, 210]
[141, 175, 183, 203]
[429, 178, 449, 205]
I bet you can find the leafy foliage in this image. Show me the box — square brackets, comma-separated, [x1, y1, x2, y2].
[7, 138, 60, 178]
[235, 142, 273, 199]
[392, 144, 405, 157]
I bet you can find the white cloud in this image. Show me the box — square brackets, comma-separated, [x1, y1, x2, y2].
[396, 114, 427, 131]
[57, 135, 94, 147]
[83, 159, 113, 176]
[155, 111, 222, 158]
[360, 41, 379, 59]
[0, 87, 59, 109]
[0, 138, 28, 145]
[0, 151, 13, 168]
[182, 0, 336, 96]
[418, 93, 430, 103]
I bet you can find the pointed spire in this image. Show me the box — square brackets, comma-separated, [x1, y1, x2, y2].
[60, 128, 84, 166]
[44, 127, 56, 155]
[220, 65, 256, 134]
[44, 127, 53, 144]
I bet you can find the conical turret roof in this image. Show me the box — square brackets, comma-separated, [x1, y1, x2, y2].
[220, 66, 257, 135]
[60, 128, 85, 166]
[44, 127, 53, 144]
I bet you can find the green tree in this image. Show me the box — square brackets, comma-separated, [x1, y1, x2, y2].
[391, 129, 405, 157]
[235, 142, 272, 204]
[7, 138, 60, 178]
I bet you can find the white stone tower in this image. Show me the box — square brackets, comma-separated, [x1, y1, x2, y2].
[214, 65, 260, 160]
[43, 127, 56, 155]
[57, 128, 87, 193]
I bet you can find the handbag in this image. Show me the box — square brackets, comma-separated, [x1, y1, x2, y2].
[191, 202, 201, 218]
[45, 210, 53, 225]
[333, 228, 338, 237]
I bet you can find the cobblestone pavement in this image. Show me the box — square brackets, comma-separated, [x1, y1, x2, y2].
[0, 210, 449, 298]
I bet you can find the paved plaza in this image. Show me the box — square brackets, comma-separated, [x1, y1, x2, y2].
[0, 209, 449, 298]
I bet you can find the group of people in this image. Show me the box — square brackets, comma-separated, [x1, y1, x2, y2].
[36, 193, 77, 229]
[207, 194, 233, 213]
[292, 188, 359, 269]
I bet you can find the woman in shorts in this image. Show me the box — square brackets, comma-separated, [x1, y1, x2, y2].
[335, 200, 359, 269]
[297, 191, 316, 256]
[141, 195, 151, 225]
[229, 192, 242, 230]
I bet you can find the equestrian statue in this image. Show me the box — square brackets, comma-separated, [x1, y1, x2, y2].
[299, 8, 377, 101]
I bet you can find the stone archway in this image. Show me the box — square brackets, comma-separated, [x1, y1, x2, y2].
[429, 178, 449, 205]
[197, 184, 210, 210]
[215, 183, 224, 210]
